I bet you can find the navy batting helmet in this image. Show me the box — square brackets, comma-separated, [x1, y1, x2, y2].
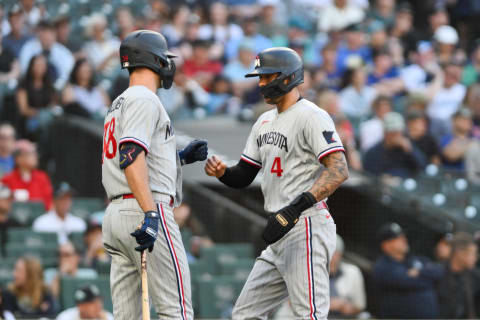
[245, 47, 304, 99]
[120, 30, 177, 89]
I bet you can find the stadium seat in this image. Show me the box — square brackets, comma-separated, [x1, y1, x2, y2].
[5, 242, 58, 260]
[69, 232, 85, 252]
[199, 243, 254, 274]
[7, 228, 58, 248]
[181, 229, 192, 252]
[94, 260, 111, 274]
[71, 198, 105, 220]
[60, 275, 112, 312]
[10, 201, 45, 226]
[218, 258, 255, 281]
[196, 275, 245, 319]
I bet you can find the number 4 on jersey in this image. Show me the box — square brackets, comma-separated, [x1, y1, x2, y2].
[271, 157, 283, 177]
[102, 117, 117, 164]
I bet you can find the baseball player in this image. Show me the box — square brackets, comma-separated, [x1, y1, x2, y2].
[101, 30, 207, 320]
[205, 47, 349, 319]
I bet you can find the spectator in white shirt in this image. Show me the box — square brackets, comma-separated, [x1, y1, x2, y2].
[32, 182, 86, 242]
[318, 0, 365, 33]
[56, 285, 113, 320]
[19, 20, 74, 90]
[359, 95, 392, 152]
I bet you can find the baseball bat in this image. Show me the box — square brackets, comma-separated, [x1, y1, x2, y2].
[141, 250, 150, 320]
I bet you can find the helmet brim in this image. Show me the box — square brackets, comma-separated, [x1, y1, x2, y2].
[244, 67, 281, 78]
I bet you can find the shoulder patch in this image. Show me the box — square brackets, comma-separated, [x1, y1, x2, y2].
[322, 130, 336, 144]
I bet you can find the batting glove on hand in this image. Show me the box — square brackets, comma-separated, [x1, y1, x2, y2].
[179, 139, 208, 165]
[130, 210, 160, 252]
[262, 192, 317, 245]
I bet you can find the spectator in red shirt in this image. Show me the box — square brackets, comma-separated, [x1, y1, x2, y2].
[1, 139, 53, 210]
[182, 39, 223, 90]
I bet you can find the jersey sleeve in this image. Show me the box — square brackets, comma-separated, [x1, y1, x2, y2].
[119, 98, 160, 154]
[240, 121, 262, 168]
[304, 110, 345, 161]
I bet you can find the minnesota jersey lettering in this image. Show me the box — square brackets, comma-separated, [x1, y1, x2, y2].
[256, 131, 288, 152]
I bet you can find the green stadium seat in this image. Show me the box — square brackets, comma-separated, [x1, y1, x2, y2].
[196, 275, 245, 319]
[71, 198, 105, 220]
[219, 258, 255, 281]
[94, 260, 111, 274]
[6, 242, 58, 260]
[199, 243, 254, 274]
[69, 232, 86, 252]
[181, 229, 192, 252]
[7, 228, 57, 248]
[1, 256, 58, 270]
[11, 202, 45, 226]
[60, 275, 112, 312]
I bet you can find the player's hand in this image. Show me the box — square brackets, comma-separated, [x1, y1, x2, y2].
[130, 210, 160, 252]
[204, 155, 227, 178]
[262, 192, 317, 245]
[179, 139, 208, 165]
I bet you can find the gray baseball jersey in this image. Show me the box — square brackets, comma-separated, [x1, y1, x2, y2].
[241, 98, 345, 212]
[102, 85, 182, 203]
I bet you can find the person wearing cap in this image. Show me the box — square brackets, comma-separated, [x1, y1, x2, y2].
[2, 5, 34, 58]
[83, 219, 110, 268]
[32, 182, 86, 239]
[406, 110, 441, 165]
[364, 112, 426, 178]
[440, 108, 473, 171]
[56, 284, 113, 320]
[436, 232, 480, 319]
[19, 19, 74, 90]
[372, 223, 444, 319]
[329, 234, 366, 318]
[1, 139, 53, 210]
[336, 23, 372, 74]
[434, 25, 460, 65]
[0, 183, 20, 257]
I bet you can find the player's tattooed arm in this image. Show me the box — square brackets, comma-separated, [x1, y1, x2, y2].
[308, 151, 349, 202]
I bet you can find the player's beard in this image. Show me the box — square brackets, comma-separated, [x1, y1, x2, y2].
[263, 95, 282, 105]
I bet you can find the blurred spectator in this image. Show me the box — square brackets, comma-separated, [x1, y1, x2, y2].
[364, 112, 426, 178]
[427, 8, 449, 39]
[433, 25, 460, 65]
[19, 20, 74, 90]
[0, 183, 19, 257]
[223, 40, 257, 96]
[367, 49, 401, 87]
[225, 17, 273, 61]
[0, 23, 20, 109]
[115, 7, 136, 41]
[406, 110, 441, 165]
[0, 287, 15, 320]
[401, 41, 438, 94]
[56, 284, 113, 320]
[426, 62, 466, 126]
[204, 75, 237, 115]
[32, 182, 86, 240]
[434, 233, 453, 263]
[197, 2, 243, 57]
[440, 108, 473, 171]
[329, 234, 366, 318]
[62, 58, 110, 119]
[465, 83, 480, 138]
[83, 13, 120, 79]
[44, 242, 97, 298]
[317, 0, 365, 33]
[465, 140, 480, 185]
[372, 223, 444, 319]
[162, 5, 190, 48]
[339, 66, 376, 127]
[336, 24, 372, 74]
[368, 20, 388, 53]
[16, 54, 57, 138]
[0, 124, 16, 176]
[83, 220, 109, 268]
[389, 3, 416, 56]
[1, 5, 33, 58]
[315, 43, 343, 90]
[54, 16, 83, 58]
[1, 139, 53, 210]
[257, 0, 287, 41]
[437, 232, 480, 319]
[367, 0, 396, 29]
[182, 39, 223, 90]
[359, 95, 392, 152]
[3, 256, 56, 318]
[461, 44, 480, 87]
[19, 0, 44, 31]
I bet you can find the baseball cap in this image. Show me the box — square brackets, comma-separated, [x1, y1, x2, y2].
[383, 112, 405, 132]
[54, 182, 74, 198]
[0, 183, 11, 199]
[434, 25, 459, 45]
[378, 222, 405, 242]
[74, 284, 101, 304]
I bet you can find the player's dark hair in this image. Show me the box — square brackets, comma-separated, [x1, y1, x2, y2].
[69, 58, 96, 90]
[451, 232, 475, 254]
[20, 54, 55, 104]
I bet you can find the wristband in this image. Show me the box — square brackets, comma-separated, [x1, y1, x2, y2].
[290, 192, 317, 213]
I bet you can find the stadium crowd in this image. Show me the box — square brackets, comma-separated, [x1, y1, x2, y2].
[0, 0, 479, 318]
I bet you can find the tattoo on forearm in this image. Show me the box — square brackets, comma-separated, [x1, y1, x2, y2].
[309, 151, 349, 201]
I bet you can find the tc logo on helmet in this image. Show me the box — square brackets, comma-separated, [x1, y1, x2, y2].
[255, 56, 260, 68]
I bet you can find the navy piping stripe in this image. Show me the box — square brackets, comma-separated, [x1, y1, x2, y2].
[241, 154, 262, 165]
[316, 146, 345, 159]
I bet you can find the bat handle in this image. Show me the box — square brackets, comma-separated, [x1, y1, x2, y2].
[141, 250, 150, 320]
